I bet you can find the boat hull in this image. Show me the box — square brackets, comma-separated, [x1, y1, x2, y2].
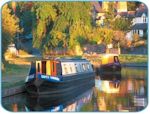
[100, 63, 121, 72]
[25, 72, 95, 96]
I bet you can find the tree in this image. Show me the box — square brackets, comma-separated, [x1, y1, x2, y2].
[2, 4, 20, 60]
[127, 2, 141, 11]
[112, 18, 131, 31]
[104, 2, 115, 28]
[14, 2, 34, 35]
[133, 33, 140, 42]
[113, 30, 127, 48]
[31, 2, 93, 54]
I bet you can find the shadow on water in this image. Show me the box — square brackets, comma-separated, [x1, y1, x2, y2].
[2, 86, 94, 112]
[25, 86, 94, 111]
[2, 67, 148, 112]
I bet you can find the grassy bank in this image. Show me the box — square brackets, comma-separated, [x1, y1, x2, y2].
[119, 54, 148, 64]
[2, 63, 30, 89]
[2, 63, 30, 77]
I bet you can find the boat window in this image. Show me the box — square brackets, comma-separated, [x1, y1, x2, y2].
[82, 64, 85, 71]
[37, 63, 40, 72]
[79, 64, 82, 72]
[114, 56, 119, 63]
[70, 64, 73, 73]
[87, 63, 90, 71]
[64, 64, 68, 74]
[56, 62, 62, 75]
[80, 64, 84, 72]
[42, 61, 46, 74]
[53, 62, 55, 72]
[75, 64, 78, 73]
[29, 62, 36, 75]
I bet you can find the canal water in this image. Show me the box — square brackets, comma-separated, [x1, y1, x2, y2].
[2, 67, 148, 112]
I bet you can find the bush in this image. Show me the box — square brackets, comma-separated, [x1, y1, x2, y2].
[4, 50, 17, 60]
[18, 50, 29, 55]
[2, 63, 5, 71]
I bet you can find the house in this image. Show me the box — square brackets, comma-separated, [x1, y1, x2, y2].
[92, 1, 128, 27]
[102, 1, 127, 12]
[126, 4, 148, 41]
[132, 4, 148, 38]
[7, 44, 18, 55]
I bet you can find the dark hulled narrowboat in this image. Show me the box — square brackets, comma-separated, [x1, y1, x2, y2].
[100, 54, 121, 72]
[25, 58, 95, 95]
[89, 54, 121, 75]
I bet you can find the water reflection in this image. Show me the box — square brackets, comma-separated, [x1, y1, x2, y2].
[25, 89, 93, 112]
[2, 67, 147, 112]
[95, 72, 121, 93]
[95, 67, 147, 112]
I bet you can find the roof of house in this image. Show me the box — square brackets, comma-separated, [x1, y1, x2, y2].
[132, 23, 148, 30]
[135, 4, 148, 17]
[135, 8, 148, 17]
[117, 12, 128, 17]
[92, 1, 103, 13]
[127, 11, 136, 18]
[116, 11, 135, 18]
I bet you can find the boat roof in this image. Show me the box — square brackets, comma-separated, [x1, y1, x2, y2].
[34, 58, 89, 62]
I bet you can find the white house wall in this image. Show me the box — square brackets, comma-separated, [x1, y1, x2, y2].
[132, 13, 148, 25]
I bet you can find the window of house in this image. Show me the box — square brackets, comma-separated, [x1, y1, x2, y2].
[138, 30, 139, 35]
[143, 16, 146, 23]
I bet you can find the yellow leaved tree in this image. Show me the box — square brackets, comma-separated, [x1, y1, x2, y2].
[2, 3, 20, 60]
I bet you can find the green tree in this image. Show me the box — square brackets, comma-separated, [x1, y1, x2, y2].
[127, 2, 141, 11]
[111, 18, 131, 31]
[31, 2, 92, 54]
[10, 2, 33, 35]
[104, 2, 115, 28]
[2, 4, 20, 60]
[133, 33, 140, 42]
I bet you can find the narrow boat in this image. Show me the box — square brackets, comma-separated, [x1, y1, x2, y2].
[100, 54, 121, 72]
[87, 54, 121, 75]
[25, 58, 95, 95]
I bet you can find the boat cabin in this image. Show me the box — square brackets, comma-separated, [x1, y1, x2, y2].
[34, 60, 62, 76]
[29, 59, 93, 77]
[100, 54, 120, 65]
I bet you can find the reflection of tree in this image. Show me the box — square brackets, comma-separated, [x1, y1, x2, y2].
[12, 103, 18, 112]
[95, 77, 146, 111]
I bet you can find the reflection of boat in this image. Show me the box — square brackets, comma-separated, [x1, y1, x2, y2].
[95, 72, 121, 94]
[25, 58, 95, 95]
[100, 72, 121, 81]
[25, 87, 93, 112]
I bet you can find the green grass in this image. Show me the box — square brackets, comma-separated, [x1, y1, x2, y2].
[119, 54, 148, 64]
[2, 63, 30, 77]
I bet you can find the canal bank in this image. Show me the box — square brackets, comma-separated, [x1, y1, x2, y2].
[121, 62, 148, 67]
[2, 85, 25, 98]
